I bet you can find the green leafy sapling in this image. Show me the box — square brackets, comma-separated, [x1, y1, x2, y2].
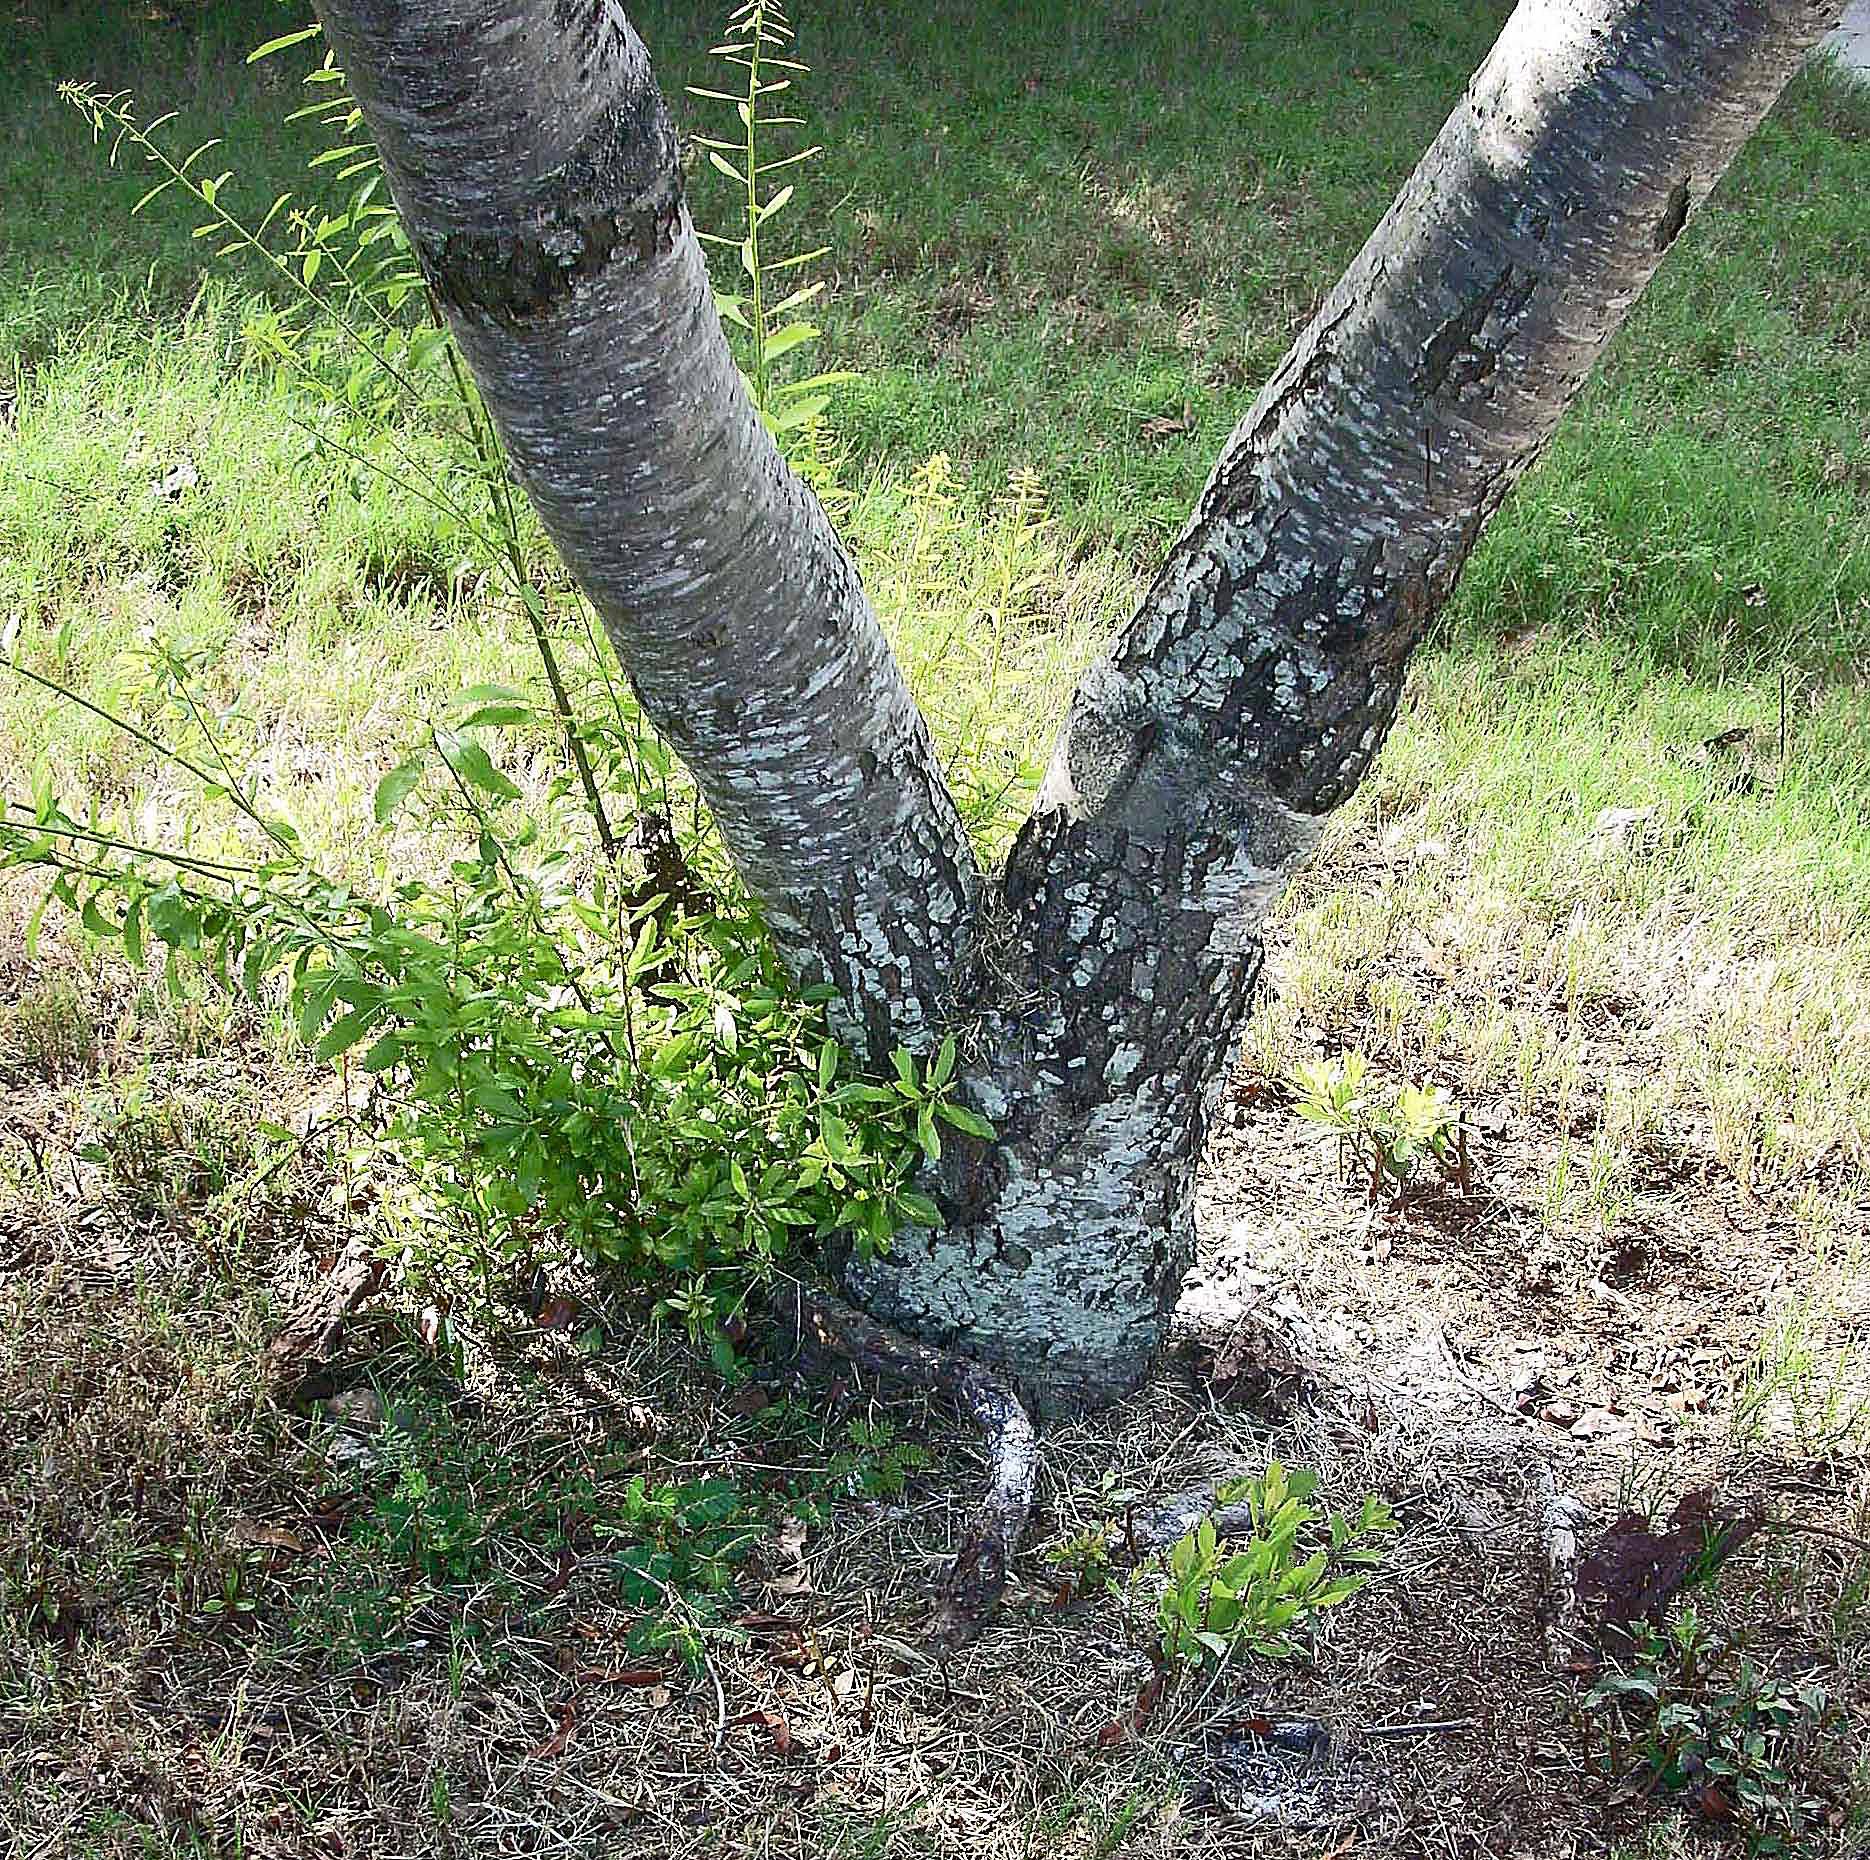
[1153, 1462, 1394, 1674]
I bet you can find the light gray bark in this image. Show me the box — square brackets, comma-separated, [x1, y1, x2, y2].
[308, 0, 980, 1063]
[312, 0, 1843, 1418]
[850, 0, 1844, 1414]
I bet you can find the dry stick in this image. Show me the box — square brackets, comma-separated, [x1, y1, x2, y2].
[1758, 1517, 1870, 1557]
[785, 1283, 1036, 1648]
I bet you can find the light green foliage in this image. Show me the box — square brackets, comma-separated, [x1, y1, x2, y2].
[1582, 1605, 1847, 1854]
[1731, 1304, 1870, 1457]
[4, 665, 976, 1335]
[690, 0, 853, 492]
[1289, 1049, 1466, 1201]
[1152, 1462, 1393, 1672]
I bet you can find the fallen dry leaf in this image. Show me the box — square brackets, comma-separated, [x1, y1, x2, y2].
[528, 1703, 576, 1761]
[1578, 1487, 1763, 1631]
[577, 1665, 666, 1688]
[1095, 1668, 1165, 1747]
[733, 1611, 804, 1638]
[232, 1521, 307, 1556]
[538, 1547, 578, 1598]
[1139, 401, 1194, 441]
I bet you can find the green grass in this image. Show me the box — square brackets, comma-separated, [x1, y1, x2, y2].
[3, 2, 1870, 1854]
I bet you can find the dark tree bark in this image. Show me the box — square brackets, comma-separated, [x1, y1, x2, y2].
[311, 0, 1845, 1418]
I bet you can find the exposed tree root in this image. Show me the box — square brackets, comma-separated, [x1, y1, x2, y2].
[1534, 1465, 1593, 1671]
[262, 1237, 384, 1399]
[782, 1284, 1037, 1649]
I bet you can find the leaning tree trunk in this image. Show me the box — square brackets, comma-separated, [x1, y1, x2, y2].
[847, 0, 1841, 1414]
[307, 0, 981, 1065]
[313, 0, 1843, 1418]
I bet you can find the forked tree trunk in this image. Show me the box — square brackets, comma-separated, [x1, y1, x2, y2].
[313, 0, 1842, 1417]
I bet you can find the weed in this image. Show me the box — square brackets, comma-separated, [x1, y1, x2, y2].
[0, 971, 99, 1084]
[689, 0, 854, 492]
[1732, 1307, 1870, 1458]
[1289, 1049, 1468, 1203]
[1581, 1605, 1851, 1853]
[1043, 1523, 1120, 1603]
[601, 1472, 762, 1664]
[8, 45, 990, 1358]
[1150, 1462, 1393, 1674]
[828, 1416, 930, 1500]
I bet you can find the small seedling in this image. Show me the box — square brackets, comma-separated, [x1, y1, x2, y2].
[1289, 1050, 1469, 1202]
[830, 1417, 931, 1500]
[1151, 1462, 1394, 1674]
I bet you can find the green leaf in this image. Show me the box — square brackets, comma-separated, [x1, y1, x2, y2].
[936, 1101, 996, 1140]
[761, 318, 817, 362]
[357, 1031, 404, 1073]
[440, 735, 521, 801]
[248, 25, 322, 62]
[316, 1005, 380, 1062]
[457, 702, 535, 728]
[373, 758, 423, 824]
[765, 393, 830, 433]
[452, 681, 531, 714]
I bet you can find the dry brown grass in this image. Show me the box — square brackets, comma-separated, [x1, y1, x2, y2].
[5, 817, 1867, 1859]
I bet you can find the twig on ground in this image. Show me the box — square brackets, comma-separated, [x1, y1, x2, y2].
[1437, 1323, 1528, 1425]
[1758, 1517, 1870, 1557]
[782, 1282, 1037, 1649]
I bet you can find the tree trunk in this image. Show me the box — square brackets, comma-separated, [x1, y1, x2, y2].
[308, 0, 980, 1065]
[313, 0, 1843, 1419]
[848, 0, 1842, 1415]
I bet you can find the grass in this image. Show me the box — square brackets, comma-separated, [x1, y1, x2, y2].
[3, 0, 1870, 1855]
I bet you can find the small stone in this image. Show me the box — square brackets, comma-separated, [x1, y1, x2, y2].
[1541, 1400, 1579, 1428]
[324, 1387, 382, 1433]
